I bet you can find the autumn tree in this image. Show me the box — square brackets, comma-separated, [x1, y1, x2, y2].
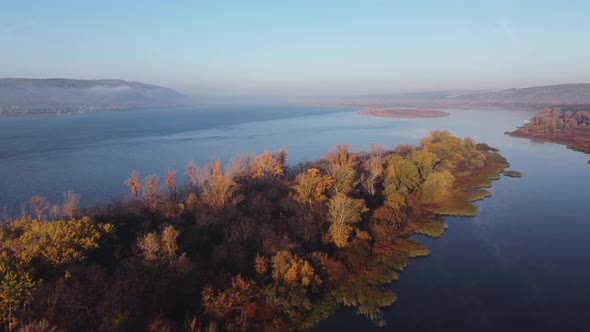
[165, 170, 177, 198]
[385, 192, 407, 211]
[200, 160, 240, 211]
[137, 225, 184, 265]
[202, 275, 259, 331]
[12, 217, 114, 269]
[360, 155, 383, 196]
[271, 251, 321, 288]
[409, 149, 439, 180]
[420, 130, 485, 171]
[323, 144, 358, 194]
[185, 161, 200, 191]
[292, 168, 333, 206]
[249, 148, 287, 181]
[143, 175, 164, 209]
[383, 155, 421, 197]
[62, 191, 80, 219]
[0, 262, 34, 330]
[420, 171, 455, 205]
[28, 196, 49, 221]
[327, 193, 368, 247]
[254, 254, 269, 276]
[260, 251, 322, 327]
[124, 170, 142, 197]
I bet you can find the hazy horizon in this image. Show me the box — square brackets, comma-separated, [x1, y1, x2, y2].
[2, 1, 590, 98]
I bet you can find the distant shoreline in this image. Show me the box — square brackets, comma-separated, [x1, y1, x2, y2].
[359, 109, 450, 119]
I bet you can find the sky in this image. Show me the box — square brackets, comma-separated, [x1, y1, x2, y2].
[1, 0, 590, 98]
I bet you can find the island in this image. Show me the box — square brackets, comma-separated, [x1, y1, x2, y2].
[360, 108, 450, 119]
[0, 131, 510, 331]
[507, 105, 590, 154]
[504, 170, 523, 178]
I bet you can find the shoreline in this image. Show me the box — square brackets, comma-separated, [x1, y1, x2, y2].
[507, 131, 590, 155]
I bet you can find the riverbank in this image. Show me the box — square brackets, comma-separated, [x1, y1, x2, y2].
[507, 130, 590, 154]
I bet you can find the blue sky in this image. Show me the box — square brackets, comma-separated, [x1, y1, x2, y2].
[1, 1, 589, 97]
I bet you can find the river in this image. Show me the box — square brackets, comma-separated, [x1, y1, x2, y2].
[1, 105, 589, 331]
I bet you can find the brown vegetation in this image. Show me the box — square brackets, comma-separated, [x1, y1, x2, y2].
[0, 131, 508, 331]
[508, 106, 590, 154]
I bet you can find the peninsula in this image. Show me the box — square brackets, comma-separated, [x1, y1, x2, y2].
[0, 131, 510, 331]
[507, 105, 590, 154]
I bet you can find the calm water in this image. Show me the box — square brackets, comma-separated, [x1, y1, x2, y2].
[1, 105, 589, 331]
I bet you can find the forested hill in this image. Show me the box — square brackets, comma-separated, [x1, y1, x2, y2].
[347, 83, 590, 106]
[0, 78, 189, 116]
[449, 84, 590, 104]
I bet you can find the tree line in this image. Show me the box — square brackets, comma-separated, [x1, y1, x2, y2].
[514, 106, 590, 136]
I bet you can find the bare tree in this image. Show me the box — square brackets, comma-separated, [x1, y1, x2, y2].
[143, 175, 163, 209]
[63, 191, 81, 219]
[1, 206, 11, 223]
[185, 161, 200, 191]
[360, 155, 383, 196]
[49, 204, 61, 219]
[29, 195, 50, 220]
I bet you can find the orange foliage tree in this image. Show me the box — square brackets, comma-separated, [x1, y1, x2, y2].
[249, 148, 287, 181]
[124, 170, 142, 197]
[165, 170, 177, 198]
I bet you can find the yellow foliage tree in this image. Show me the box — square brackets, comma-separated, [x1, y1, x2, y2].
[420, 171, 455, 205]
[0, 261, 34, 330]
[292, 168, 333, 206]
[249, 148, 287, 180]
[409, 149, 439, 180]
[271, 251, 321, 287]
[137, 225, 184, 265]
[327, 193, 368, 247]
[200, 160, 241, 210]
[324, 144, 358, 194]
[383, 155, 421, 196]
[14, 216, 115, 268]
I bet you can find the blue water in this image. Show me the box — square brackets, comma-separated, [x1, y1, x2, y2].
[1, 105, 589, 331]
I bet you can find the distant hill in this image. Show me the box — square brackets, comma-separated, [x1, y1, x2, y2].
[347, 84, 590, 107]
[447, 84, 590, 104]
[0, 78, 189, 116]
